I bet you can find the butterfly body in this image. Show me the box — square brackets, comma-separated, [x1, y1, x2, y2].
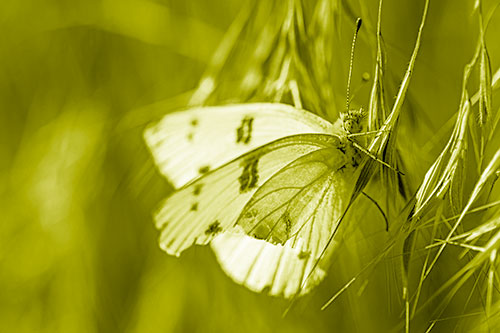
[145, 103, 364, 297]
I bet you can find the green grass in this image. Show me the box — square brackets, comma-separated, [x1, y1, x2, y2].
[1, 0, 500, 332]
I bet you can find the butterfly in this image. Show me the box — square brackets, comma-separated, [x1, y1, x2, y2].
[144, 102, 368, 298]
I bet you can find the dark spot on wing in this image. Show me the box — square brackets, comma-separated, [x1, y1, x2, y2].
[190, 203, 198, 211]
[234, 209, 258, 227]
[243, 209, 259, 220]
[205, 220, 223, 235]
[193, 183, 203, 196]
[236, 116, 254, 144]
[252, 232, 266, 240]
[250, 224, 284, 244]
[298, 250, 310, 260]
[284, 212, 292, 239]
[190, 118, 198, 126]
[198, 165, 210, 174]
[238, 156, 259, 193]
[187, 133, 194, 141]
[243, 210, 292, 245]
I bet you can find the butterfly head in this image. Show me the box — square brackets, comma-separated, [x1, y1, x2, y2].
[340, 108, 365, 135]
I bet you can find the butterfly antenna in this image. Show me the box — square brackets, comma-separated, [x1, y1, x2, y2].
[346, 18, 362, 112]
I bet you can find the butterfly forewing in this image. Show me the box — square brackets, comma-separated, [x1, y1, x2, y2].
[144, 103, 335, 188]
[210, 144, 359, 297]
[237, 147, 344, 243]
[155, 134, 339, 257]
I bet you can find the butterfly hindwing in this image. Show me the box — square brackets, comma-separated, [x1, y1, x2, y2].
[210, 144, 359, 297]
[144, 103, 335, 188]
[155, 134, 340, 257]
[211, 232, 330, 297]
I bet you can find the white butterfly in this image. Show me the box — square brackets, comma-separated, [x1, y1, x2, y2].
[144, 103, 366, 298]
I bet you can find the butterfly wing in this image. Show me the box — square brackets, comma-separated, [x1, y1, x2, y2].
[144, 103, 335, 188]
[211, 146, 359, 297]
[154, 134, 340, 257]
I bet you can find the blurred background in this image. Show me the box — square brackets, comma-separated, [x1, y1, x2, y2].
[1, 0, 499, 332]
